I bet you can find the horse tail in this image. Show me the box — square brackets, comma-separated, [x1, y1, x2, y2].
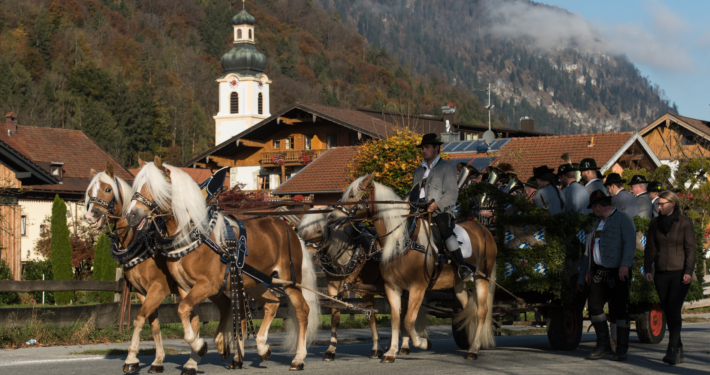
[453, 260, 497, 350]
[282, 238, 321, 352]
[480, 260, 496, 349]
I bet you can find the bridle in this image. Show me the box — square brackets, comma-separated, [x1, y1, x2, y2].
[332, 183, 375, 220]
[87, 177, 126, 222]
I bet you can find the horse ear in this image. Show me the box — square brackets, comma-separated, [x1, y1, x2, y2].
[105, 162, 115, 178]
[361, 173, 375, 189]
[154, 155, 163, 169]
[138, 157, 147, 167]
[90, 169, 98, 177]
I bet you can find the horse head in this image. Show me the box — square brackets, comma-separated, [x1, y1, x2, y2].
[126, 156, 172, 230]
[326, 174, 375, 229]
[84, 161, 131, 231]
[298, 210, 329, 253]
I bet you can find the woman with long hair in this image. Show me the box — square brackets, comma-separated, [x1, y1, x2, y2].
[644, 191, 696, 365]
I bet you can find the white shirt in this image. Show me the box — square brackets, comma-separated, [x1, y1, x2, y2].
[585, 178, 600, 187]
[593, 209, 616, 265]
[419, 155, 441, 199]
[652, 196, 659, 204]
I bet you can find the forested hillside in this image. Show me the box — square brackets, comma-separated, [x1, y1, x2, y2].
[0, 0, 497, 168]
[314, 0, 678, 134]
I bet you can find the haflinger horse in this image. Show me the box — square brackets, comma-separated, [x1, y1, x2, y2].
[84, 161, 232, 373]
[125, 156, 319, 372]
[326, 174, 497, 361]
[298, 210, 430, 361]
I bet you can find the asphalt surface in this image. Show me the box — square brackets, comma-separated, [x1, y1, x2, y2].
[2, 322, 709, 374]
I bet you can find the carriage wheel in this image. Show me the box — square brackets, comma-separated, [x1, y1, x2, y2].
[452, 319, 470, 350]
[546, 306, 583, 351]
[636, 303, 666, 344]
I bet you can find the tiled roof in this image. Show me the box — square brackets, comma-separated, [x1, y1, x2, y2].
[0, 124, 133, 193]
[497, 132, 636, 181]
[300, 104, 399, 138]
[129, 167, 229, 188]
[272, 147, 359, 195]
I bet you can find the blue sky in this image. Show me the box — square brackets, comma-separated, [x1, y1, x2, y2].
[537, 0, 710, 121]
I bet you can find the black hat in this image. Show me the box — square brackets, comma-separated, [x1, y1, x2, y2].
[628, 175, 649, 185]
[524, 176, 539, 189]
[648, 181, 663, 192]
[587, 189, 611, 209]
[604, 173, 625, 186]
[417, 133, 444, 148]
[557, 163, 578, 176]
[532, 165, 555, 179]
[578, 158, 600, 171]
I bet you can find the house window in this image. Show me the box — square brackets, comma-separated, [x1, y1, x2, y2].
[273, 139, 280, 149]
[40, 223, 47, 236]
[305, 135, 313, 150]
[466, 133, 477, 140]
[249, 29, 252, 39]
[258, 93, 263, 115]
[326, 133, 337, 149]
[258, 175, 270, 190]
[21, 215, 26, 236]
[349, 133, 358, 146]
[51, 166, 61, 178]
[237, 29, 242, 39]
[230, 92, 239, 114]
[285, 137, 295, 150]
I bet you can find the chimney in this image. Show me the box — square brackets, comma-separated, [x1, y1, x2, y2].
[519, 116, 534, 132]
[442, 102, 456, 131]
[5, 112, 17, 134]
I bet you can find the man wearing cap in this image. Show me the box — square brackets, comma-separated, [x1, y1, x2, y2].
[629, 175, 652, 219]
[559, 163, 590, 214]
[604, 173, 639, 217]
[412, 133, 473, 282]
[579, 158, 607, 195]
[577, 190, 637, 361]
[533, 166, 566, 214]
[648, 181, 663, 217]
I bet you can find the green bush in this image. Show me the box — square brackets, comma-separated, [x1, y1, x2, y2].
[92, 233, 119, 303]
[22, 259, 54, 304]
[0, 259, 20, 305]
[50, 194, 74, 304]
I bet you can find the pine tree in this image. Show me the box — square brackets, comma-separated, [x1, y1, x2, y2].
[50, 194, 74, 304]
[92, 233, 118, 303]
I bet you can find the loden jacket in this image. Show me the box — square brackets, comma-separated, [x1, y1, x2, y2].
[412, 158, 458, 218]
[577, 209, 637, 284]
[644, 213, 696, 276]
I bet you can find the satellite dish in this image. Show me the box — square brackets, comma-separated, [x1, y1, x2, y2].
[482, 130, 495, 146]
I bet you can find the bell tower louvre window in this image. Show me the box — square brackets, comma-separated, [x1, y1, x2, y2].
[230, 92, 239, 114]
[249, 29, 252, 39]
[237, 29, 242, 39]
[258, 93, 263, 115]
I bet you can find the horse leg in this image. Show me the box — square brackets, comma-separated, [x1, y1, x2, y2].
[399, 293, 411, 355]
[248, 285, 279, 364]
[147, 310, 166, 374]
[208, 292, 232, 360]
[283, 285, 310, 371]
[403, 286, 431, 351]
[467, 278, 491, 360]
[381, 284, 402, 363]
[124, 288, 167, 374]
[363, 293, 382, 359]
[177, 286, 210, 375]
[324, 281, 341, 361]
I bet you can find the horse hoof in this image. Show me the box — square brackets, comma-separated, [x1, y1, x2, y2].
[323, 352, 336, 361]
[465, 352, 478, 360]
[260, 348, 272, 362]
[123, 363, 140, 373]
[381, 355, 396, 363]
[181, 368, 197, 375]
[426, 339, 433, 350]
[398, 348, 410, 355]
[289, 363, 305, 371]
[197, 342, 208, 357]
[370, 350, 383, 359]
[230, 360, 243, 369]
[148, 365, 164, 373]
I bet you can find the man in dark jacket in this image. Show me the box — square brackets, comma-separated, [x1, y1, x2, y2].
[579, 158, 607, 195]
[559, 163, 590, 214]
[648, 181, 663, 218]
[604, 173, 639, 217]
[629, 175, 652, 219]
[578, 190, 637, 361]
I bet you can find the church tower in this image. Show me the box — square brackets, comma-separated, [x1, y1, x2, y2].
[214, 3, 271, 146]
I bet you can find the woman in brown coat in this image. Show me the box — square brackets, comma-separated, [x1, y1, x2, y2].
[644, 191, 696, 365]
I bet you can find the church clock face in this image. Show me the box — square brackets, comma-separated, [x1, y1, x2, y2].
[258, 80, 264, 89]
[229, 77, 239, 89]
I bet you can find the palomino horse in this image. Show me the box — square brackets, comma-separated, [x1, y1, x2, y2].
[326, 174, 497, 361]
[298, 211, 430, 361]
[125, 157, 319, 372]
[84, 162, 232, 373]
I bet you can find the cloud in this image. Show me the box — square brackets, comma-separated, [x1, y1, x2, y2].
[483, 0, 696, 72]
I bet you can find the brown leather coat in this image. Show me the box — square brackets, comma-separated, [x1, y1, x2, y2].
[644, 214, 696, 275]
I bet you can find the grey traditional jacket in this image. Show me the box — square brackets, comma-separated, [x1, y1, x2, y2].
[635, 192, 652, 219]
[563, 181, 591, 214]
[584, 179, 607, 195]
[651, 197, 660, 218]
[612, 189, 639, 217]
[577, 209, 637, 285]
[534, 184, 565, 214]
[412, 157, 458, 217]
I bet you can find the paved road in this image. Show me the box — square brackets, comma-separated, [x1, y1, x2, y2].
[2, 323, 709, 374]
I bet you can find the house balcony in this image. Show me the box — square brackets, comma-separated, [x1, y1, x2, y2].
[260, 149, 327, 167]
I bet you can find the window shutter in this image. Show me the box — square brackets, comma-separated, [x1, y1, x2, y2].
[231, 92, 239, 114]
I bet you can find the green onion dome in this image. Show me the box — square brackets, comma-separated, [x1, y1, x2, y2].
[233, 9, 255, 26]
[220, 43, 267, 76]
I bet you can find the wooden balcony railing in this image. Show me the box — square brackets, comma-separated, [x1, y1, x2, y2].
[261, 149, 327, 167]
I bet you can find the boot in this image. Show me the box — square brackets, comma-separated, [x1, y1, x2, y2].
[612, 326, 630, 361]
[587, 321, 613, 359]
[449, 249, 473, 282]
[662, 344, 676, 365]
[677, 343, 684, 364]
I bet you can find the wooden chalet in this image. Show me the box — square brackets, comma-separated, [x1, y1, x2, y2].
[640, 112, 710, 163]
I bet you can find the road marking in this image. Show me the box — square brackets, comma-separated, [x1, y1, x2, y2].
[0, 356, 109, 366]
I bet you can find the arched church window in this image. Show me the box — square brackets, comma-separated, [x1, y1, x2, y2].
[231, 92, 239, 114]
[258, 93, 263, 115]
[249, 29, 252, 39]
[237, 29, 242, 39]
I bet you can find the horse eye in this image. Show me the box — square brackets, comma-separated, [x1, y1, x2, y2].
[349, 194, 354, 198]
[317, 230, 322, 234]
[105, 187, 112, 193]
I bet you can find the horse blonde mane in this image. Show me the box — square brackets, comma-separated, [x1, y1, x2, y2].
[86, 172, 134, 214]
[298, 210, 354, 264]
[343, 176, 409, 264]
